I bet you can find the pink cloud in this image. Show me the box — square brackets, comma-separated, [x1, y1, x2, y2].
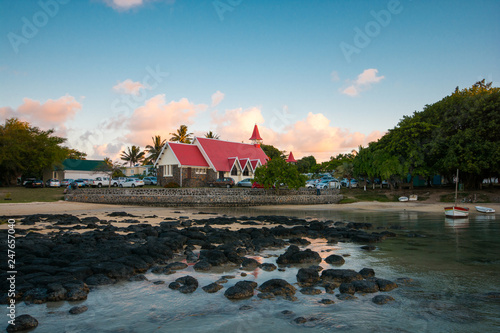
[113, 79, 148, 96]
[0, 95, 82, 136]
[123, 94, 207, 146]
[91, 143, 126, 161]
[341, 68, 385, 97]
[210, 109, 383, 162]
[211, 91, 225, 107]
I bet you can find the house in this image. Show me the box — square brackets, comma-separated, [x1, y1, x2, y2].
[43, 159, 108, 181]
[122, 164, 154, 177]
[154, 126, 269, 187]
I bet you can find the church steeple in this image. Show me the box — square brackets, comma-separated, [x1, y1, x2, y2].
[249, 124, 263, 146]
[286, 152, 297, 163]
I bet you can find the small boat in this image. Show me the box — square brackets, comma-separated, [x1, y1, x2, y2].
[444, 169, 469, 218]
[444, 206, 470, 218]
[475, 206, 495, 213]
[409, 194, 418, 201]
[398, 196, 409, 202]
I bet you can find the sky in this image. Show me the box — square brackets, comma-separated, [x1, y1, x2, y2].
[1, 0, 499, 162]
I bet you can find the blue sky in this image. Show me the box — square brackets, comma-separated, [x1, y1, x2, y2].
[1, 0, 499, 161]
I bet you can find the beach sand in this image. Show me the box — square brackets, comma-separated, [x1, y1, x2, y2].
[1, 200, 498, 218]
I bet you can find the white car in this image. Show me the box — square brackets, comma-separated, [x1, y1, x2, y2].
[92, 177, 118, 188]
[118, 178, 145, 188]
[45, 179, 61, 187]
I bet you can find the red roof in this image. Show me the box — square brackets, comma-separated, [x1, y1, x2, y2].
[249, 124, 263, 141]
[286, 152, 297, 163]
[169, 142, 209, 167]
[195, 137, 268, 172]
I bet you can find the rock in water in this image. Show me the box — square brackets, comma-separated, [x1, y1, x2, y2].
[321, 269, 363, 283]
[202, 283, 223, 293]
[296, 267, 320, 286]
[277, 245, 321, 265]
[325, 254, 345, 265]
[372, 295, 395, 305]
[359, 268, 375, 278]
[6, 314, 38, 332]
[376, 279, 398, 292]
[224, 281, 257, 300]
[258, 279, 296, 296]
[69, 305, 88, 315]
[175, 276, 198, 293]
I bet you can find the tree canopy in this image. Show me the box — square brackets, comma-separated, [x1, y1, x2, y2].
[120, 145, 145, 167]
[170, 125, 193, 144]
[0, 118, 68, 185]
[261, 144, 285, 160]
[254, 156, 306, 194]
[145, 135, 166, 165]
[351, 80, 500, 189]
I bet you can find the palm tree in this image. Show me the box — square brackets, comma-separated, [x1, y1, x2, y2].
[204, 131, 220, 139]
[145, 135, 166, 164]
[120, 145, 145, 167]
[170, 125, 193, 143]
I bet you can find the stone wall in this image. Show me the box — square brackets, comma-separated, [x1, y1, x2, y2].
[158, 166, 217, 187]
[65, 187, 343, 207]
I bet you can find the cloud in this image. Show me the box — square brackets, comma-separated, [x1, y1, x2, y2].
[113, 79, 148, 96]
[101, 0, 175, 11]
[211, 91, 225, 107]
[210, 108, 383, 162]
[91, 143, 125, 161]
[341, 68, 385, 97]
[122, 94, 207, 146]
[0, 95, 82, 136]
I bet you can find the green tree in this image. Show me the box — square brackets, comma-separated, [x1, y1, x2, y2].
[261, 144, 285, 160]
[296, 155, 317, 174]
[204, 131, 220, 139]
[254, 157, 306, 194]
[145, 135, 166, 165]
[120, 145, 145, 167]
[65, 148, 87, 160]
[0, 118, 67, 186]
[170, 125, 193, 143]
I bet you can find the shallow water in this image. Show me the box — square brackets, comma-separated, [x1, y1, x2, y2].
[4, 210, 500, 332]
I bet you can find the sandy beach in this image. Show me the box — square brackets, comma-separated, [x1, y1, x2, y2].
[1, 200, 498, 219]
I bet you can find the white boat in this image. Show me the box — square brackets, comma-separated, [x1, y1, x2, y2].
[444, 169, 469, 218]
[475, 206, 495, 213]
[409, 194, 418, 201]
[444, 206, 470, 218]
[398, 196, 409, 202]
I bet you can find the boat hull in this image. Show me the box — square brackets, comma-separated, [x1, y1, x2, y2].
[475, 206, 495, 213]
[444, 206, 469, 218]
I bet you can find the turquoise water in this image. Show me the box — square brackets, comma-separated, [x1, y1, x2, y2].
[4, 210, 500, 332]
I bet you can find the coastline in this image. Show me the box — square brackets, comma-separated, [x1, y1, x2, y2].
[1, 200, 498, 217]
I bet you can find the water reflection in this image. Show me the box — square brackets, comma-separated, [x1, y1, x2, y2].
[444, 217, 469, 230]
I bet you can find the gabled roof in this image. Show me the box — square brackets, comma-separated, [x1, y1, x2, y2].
[194, 137, 268, 172]
[57, 159, 106, 171]
[286, 152, 297, 163]
[239, 158, 250, 170]
[249, 124, 263, 141]
[250, 159, 261, 171]
[169, 142, 210, 167]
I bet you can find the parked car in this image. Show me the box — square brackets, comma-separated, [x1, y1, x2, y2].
[23, 177, 37, 186]
[251, 182, 265, 189]
[208, 177, 235, 188]
[45, 179, 61, 187]
[340, 179, 359, 188]
[61, 179, 74, 187]
[92, 177, 118, 188]
[118, 178, 145, 188]
[73, 179, 88, 187]
[237, 178, 253, 187]
[25, 179, 44, 188]
[143, 177, 158, 185]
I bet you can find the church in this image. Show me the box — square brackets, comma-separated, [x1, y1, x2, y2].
[154, 125, 269, 187]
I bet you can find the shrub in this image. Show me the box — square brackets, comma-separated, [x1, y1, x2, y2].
[164, 182, 180, 188]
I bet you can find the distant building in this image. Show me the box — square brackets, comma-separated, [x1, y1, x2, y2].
[122, 165, 154, 177]
[44, 159, 108, 181]
[154, 126, 269, 187]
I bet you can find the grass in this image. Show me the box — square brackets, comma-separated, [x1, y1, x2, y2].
[353, 193, 393, 202]
[0, 187, 65, 203]
[339, 198, 358, 204]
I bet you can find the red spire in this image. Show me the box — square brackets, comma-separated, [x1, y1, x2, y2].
[286, 152, 297, 163]
[249, 124, 263, 141]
